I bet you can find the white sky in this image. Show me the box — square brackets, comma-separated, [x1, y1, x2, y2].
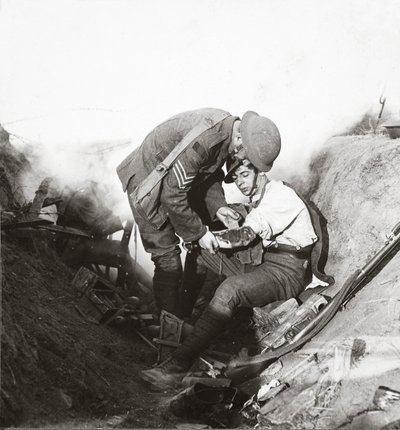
[1, 0, 400, 194]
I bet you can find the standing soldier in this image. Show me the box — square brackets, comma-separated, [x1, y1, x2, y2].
[116, 108, 281, 319]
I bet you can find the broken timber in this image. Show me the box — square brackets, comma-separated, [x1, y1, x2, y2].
[38, 224, 91, 238]
[73, 266, 127, 325]
[1, 218, 53, 230]
[2, 177, 54, 231]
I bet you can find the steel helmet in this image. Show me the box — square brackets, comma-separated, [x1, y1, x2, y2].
[240, 111, 281, 171]
[224, 157, 243, 183]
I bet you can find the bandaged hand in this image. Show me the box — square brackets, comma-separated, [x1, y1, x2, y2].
[214, 226, 256, 248]
[216, 206, 241, 229]
[198, 228, 219, 254]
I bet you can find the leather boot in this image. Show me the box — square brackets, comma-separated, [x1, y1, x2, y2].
[173, 305, 231, 364]
[141, 355, 192, 390]
[141, 305, 230, 389]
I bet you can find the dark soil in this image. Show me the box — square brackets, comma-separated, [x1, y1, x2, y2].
[1, 230, 259, 428]
[0, 232, 184, 428]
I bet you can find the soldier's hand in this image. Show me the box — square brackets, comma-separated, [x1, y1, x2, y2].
[198, 228, 219, 254]
[216, 207, 241, 229]
[214, 226, 256, 248]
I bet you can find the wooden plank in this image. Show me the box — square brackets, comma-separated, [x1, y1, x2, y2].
[254, 298, 299, 332]
[39, 224, 91, 238]
[2, 219, 53, 230]
[259, 294, 329, 352]
[27, 177, 52, 220]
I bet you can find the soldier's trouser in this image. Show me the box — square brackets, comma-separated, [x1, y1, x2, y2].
[200, 250, 309, 310]
[180, 251, 208, 319]
[180, 251, 222, 320]
[128, 202, 183, 318]
[173, 249, 309, 363]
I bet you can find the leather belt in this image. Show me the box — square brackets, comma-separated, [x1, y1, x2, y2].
[266, 243, 313, 259]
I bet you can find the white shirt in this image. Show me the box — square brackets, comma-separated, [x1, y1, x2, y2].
[243, 180, 317, 249]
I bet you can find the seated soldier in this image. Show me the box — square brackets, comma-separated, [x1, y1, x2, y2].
[141, 159, 319, 388]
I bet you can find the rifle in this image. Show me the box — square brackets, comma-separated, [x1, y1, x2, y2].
[227, 222, 400, 384]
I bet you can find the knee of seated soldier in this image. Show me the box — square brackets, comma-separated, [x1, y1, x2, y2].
[213, 276, 246, 303]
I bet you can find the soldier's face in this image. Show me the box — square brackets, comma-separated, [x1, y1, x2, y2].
[229, 120, 246, 160]
[232, 165, 258, 197]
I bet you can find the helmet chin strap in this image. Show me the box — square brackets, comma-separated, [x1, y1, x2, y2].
[249, 172, 268, 198]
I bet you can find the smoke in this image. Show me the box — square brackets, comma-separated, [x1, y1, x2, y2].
[1, 0, 400, 274]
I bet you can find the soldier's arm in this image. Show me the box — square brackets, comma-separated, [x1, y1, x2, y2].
[202, 169, 227, 219]
[160, 150, 208, 243]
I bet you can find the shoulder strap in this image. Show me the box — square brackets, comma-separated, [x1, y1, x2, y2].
[136, 111, 230, 201]
[163, 111, 231, 170]
[283, 182, 335, 286]
[250, 177, 269, 210]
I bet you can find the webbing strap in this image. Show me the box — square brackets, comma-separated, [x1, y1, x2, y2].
[283, 182, 335, 286]
[135, 112, 230, 201]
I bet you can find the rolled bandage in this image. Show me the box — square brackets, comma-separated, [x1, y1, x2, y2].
[213, 226, 256, 249]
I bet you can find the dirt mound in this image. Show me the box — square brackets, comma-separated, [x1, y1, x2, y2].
[0, 125, 32, 209]
[0, 231, 186, 428]
[260, 135, 400, 429]
[310, 135, 400, 284]
[305, 135, 400, 428]
[0, 134, 180, 428]
[1, 234, 153, 426]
